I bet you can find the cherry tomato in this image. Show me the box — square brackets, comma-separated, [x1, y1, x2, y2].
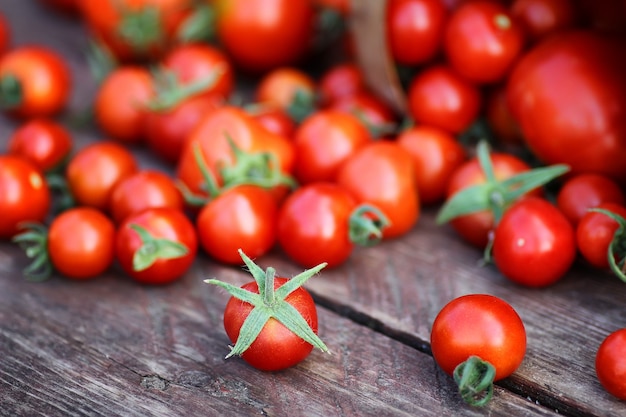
[492, 196, 576, 287]
[0, 46, 71, 118]
[431, 294, 526, 405]
[247, 104, 297, 139]
[556, 173, 626, 226]
[386, 0, 448, 66]
[510, 0, 577, 42]
[336, 141, 419, 239]
[407, 64, 481, 134]
[110, 170, 184, 224]
[317, 62, 366, 107]
[196, 185, 278, 265]
[66, 141, 139, 212]
[506, 31, 626, 183]
[7, 119, 73, 173]
[48, 207, 116, 279]
[0, 155, 50, 239]
[576, 203, 626, 270]
[94, 66, 154, 143]
[396, 125, 466, 205]
[330, 91, 398, 137]
[446, 152, 536, 248]
[215, 0, 315, 72]
[255, 67, 316, 111]
[596, 328, 626, 400]
[293, 110, 372, 184]
[116, 207, 197, 284]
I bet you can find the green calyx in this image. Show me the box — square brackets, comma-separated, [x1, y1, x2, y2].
[286, 89, 317, 124]
[348, 204, 391, 246]
[436, 140, 569, 225]
[116, 5, 165, 54]
[175, 3, 216, 43]
[588, 208, 626, 282]
[12, 222, 52, 282]
[0, 74, 23, 110]
[453, 355, 496, 407]
[129, 224, 189, 272]
[204, 249, 329, 358]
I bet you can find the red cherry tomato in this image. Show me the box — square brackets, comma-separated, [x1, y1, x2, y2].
[492, 196, 576, 287]
[317, 62, 366, 107]
[444, 1, 525, 84]
[255, 67, 316, 111]
[596, 328, 626, 400]
[66, 141, 139, 212]
[247, 104, 297, 139]
[556, 173, 626, 226]
[116, 207, 197, 285]
[407, 65, 481, 134]
[0, 155, 50, 239]
[0, 46, 71, 118]
[510, 0, 577, 42]
[576, 203, 626, 270]
[7, 119, 73, 173]
[330, 91, 398, 137]
[386, 0, 448, 66]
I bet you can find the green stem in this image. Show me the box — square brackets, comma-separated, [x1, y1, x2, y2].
[129, 224, 189, 272]
[348, 204, 390, 246]
[0, 74, 23, 110]
[588, 208, 626, 282]
[453, 356, 496, 407]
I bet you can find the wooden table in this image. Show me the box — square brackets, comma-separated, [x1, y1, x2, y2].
[1, 2, 625, 416]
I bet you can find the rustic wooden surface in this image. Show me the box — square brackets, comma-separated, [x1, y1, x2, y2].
[1, 2, 626, 416]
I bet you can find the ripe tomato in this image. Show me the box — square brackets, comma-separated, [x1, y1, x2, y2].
[94, 66, 154, 143]
[7, 119, 73, 173]
[66, 141, 139, 212]
[0, 156, 50, 239]
[293, 110, 372, 184]
[396, 125, 466, 205]
[214, 0, 315, 72]
[430, 294, 526, 405]
[110, 170, 184, 224]
[336, 141, 419, 239]
[444, 1, 525, 84]
[507, 31, 626, 183]
[445, 152, 536, 248]
[255, 67, 316, 111]
[407, 65, 481, 134]
[0, 46, 71, 118]
[317, 62, 366, 107]
[330, 91, 398, 137]
[116, 207, 197, 284]
[556, 173, 626, 226]
[386, 0, 448, 66]
[196, 185, 278, 265]
[492, 196, 576, 287]
[510, 0, 577, 42]
[48, 207, 116, 279]
[596, 328, 626, 400]
[576, 203, 626, 270]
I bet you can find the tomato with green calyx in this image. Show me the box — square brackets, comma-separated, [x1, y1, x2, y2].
[581, 205, 626, 282]
[277, 182, 389, 268]
[596, 328, 626, 400]
[430, 294, 526, 407]
[116, 207, 197, 285]
[329, 91, 398, 138]
[255, 67, 317, 124]
[14, 207, 115, 281]
[205, 249, 329, 371]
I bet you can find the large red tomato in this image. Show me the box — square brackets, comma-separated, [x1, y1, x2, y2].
[507, 31, 626, 183]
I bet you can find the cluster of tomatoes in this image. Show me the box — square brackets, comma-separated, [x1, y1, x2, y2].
[1, 0, 626, 406]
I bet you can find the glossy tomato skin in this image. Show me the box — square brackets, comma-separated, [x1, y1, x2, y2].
[576, 203, 626, 270]
[510, 0, 577, 42]
[255, 67, 316, 110]
[507, 31, 626, 183]
[446, 152, 536, 248]
[48, 207, 115, 279]
[196, 185, 278, 265]
[492, 196, 576, 287]
[0, 46, 71, 118]
[293, 110, 372, 184]
[596, 328, 626, 400]
[110, 170, 184, 224]
[0, 155, 50, 239]
[66, 141, 139, 212]
[116, 207, 197, 284]
[386, 0, 448, 66]
[444, 1, 525, 84]
[407, 65, 481, 134]
[556, 173, 626, 227]
[94, 66, 154, 143]
[7, 119, 73, 173]
[430, 294, 526, 381]
[248, 104, 296, 139]
[317, 62, 366, 107]
[396, 125, 466, 205]
[277, 182, 358, 268]
[224, 277, 318, 371]
[336, 141, 420, 239]
[215, 0, 315, 72]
